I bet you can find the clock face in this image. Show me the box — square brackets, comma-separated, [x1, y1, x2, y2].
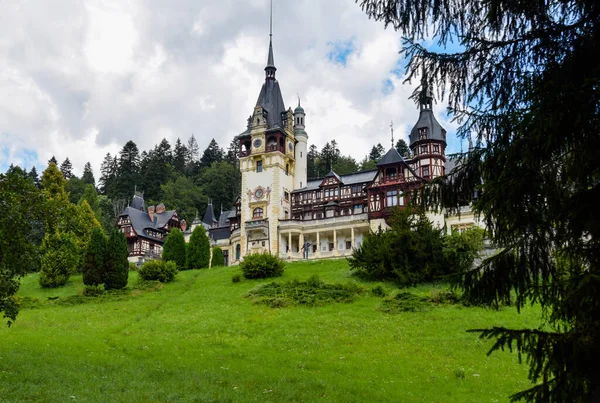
[288, 142, 294, 152]
[254, 188, 264, 199]
[253, 139, 262, 148]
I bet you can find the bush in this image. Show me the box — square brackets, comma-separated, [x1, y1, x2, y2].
[211, 246, 225, 267]
[162, 228, 187, 270]
[443, 227, 485, 274]
[371, 285, 387, 297]
[186, 226, 210, 270]
[232, 273, 242, 283]
[240, 252, 285, 279]
[40, 232, 79, 288]
[128, 262, 138, 271]
[348, 208, 447, 286]
[139, 260, 178, 283]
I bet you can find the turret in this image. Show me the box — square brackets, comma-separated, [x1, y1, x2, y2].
[294, 98, 308, 189]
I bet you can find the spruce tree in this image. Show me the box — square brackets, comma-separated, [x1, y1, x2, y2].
[162, 228, 187, 270]
[358, 0, 600, 400]
[81, 162, 95, 186]
[82, 227, 106, 287]
[186, 226, 210, 270]
[60, 157, 73, 180]
[103, 230, 129, 290]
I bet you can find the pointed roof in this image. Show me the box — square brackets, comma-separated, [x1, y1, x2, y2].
[202, 202, 218, 226]
[377, 148, 405, 167]
[266, 38, 275, 70]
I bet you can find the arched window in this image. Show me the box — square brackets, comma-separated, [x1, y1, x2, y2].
[253, 207, 264, 219]
[235, 244, 241, 260]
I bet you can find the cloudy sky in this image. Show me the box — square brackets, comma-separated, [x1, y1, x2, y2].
[0, 0, 460, 178]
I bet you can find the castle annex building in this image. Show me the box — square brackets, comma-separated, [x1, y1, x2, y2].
[184, 30, 480, 265]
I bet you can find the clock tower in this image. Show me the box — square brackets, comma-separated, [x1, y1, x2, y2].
[235, 22, 305, 258]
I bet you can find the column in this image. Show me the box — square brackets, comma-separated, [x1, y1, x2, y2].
[288, 232, 292, 257]
[316, 231, 320, 258]
[351, 227, 355, 250]
[299, 233, 304, 259]
[333, 229, 337, 257]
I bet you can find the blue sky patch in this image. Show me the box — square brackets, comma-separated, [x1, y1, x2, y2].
[0, 146, 40, 174]
[327, 39, 355, 66]
[382, 79, 394, 95]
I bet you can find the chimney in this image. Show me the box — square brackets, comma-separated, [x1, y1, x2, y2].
[181, 220, 187, 232]
[148, 206, 155, 222]
[156, 203, 166, 214]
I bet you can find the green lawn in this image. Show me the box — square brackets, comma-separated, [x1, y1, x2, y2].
[1, 260, 539, 402]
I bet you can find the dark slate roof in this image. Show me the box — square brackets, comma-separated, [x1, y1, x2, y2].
[377, 148, 405, 167]
[210, 227, 231, 241]
[256, 79, 286, 129]
[266, 38, 275, 69]
[293, 169, 377, 192]
[217, 210, 233, 228]
[409, 108, 446, 146]
[131, 194, 145, 211]
[119, 206, 175, 242]
[202, 204, 218, 226]
[324, 170, 342, 183]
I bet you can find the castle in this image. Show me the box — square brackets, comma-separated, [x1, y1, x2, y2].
[189, 29, 481, 266]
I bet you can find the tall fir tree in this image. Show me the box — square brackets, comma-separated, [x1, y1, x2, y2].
[103, 230, 129, 290]
[162, 228, 187, 270]
[60, 157, 74, 180]
[173, 138, 188, 175]
[81, 162, 95, 186]
[27, 166, 40, 187]
[307, 144, 319, 179]
[82, 227, 106, 287]
[99, 153, 118, 196]
[186, 226, 210, 270]
[199, 139, 224, 168]
[116, 141, 141, 199]
[48, 156, 58, 166]
[358, 0, 600, 400]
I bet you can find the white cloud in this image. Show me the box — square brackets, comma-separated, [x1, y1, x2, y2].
[0, 0, 457, 181]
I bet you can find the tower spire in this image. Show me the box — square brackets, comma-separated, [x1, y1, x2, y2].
[265, 0, 276, 80]
[390, 120, 394, 148]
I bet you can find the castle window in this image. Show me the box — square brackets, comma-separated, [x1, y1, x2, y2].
[235, 244, 240, 260]
[256, 118, 260, 125]
[253, 207, 263, 218]
[286, 164, 289, 175]
[422, 165, 430, 178]
[284, 191, 290, 201]
[419, 128, 428, 140]
[300, 152, 302, 158]
[421, 145, 428, 154]
[386, 190, 399, 207]
[434, 145, 440, 153]
[256, 160, 263, 172]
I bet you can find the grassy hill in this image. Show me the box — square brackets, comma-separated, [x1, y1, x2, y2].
[0, 260, 538, 402]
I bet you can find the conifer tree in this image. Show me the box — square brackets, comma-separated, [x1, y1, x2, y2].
[211, 246, 224, 268]
[82, 227, 106, 287]
[162, 228, 187, 270]
[358, 0, 600, 400]
[27, 166, 40, 187]
[103, 230, 129, 290]
[48, 156, 58, 166]
[81, 162, 95, 186]
[186, 226, 210, 270]
[173, 138, 188, 175]
[60, 157, 74, 180]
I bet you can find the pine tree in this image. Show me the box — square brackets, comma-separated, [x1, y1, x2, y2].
[358, 0, 600, 400]
[116, 141, 141, 199]
[368, 143, 385, 162]
[82, 227, 106, 287]
[173, 138, 188, 175]
[186, 226, 210, 270]
[103, 230, 129, 290]
[307, 144, 319, 178]
[60, 157, 74, 180]
[200, 139, 224, 168]
[48, 156, 58, 166]
[186, 134, 200, 170]
[27, 166, 40, 187]
[162, 228, 187, 270]
[395, 139, 410, 158]
[99, 153, 117, 196]
[82, 162, 95, 186]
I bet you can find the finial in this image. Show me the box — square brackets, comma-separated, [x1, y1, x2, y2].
[269, 0, 273, 38]
[390, 120, 394, 148]
[297, 94, 301, 108]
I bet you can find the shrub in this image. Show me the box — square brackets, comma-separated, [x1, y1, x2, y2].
[186, 226, 210, 270]
[128, 262, 138, 271]
[162, 228, 187, 270]
[348, 208, 447, 286]
[443, 227, 485, 274]
[232, 273, 242, 283]
[103, 230, 129, 290]
[139, 260, 178, 283]
[40, 231, 79, 288]
[211, 246, 225, 267]
[82, 227, 106, 287]
[371, 285, 387, 297]
[240, 252, 285, 279]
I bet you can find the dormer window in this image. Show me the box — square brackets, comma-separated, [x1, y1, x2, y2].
[419, 128, 428, 140]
